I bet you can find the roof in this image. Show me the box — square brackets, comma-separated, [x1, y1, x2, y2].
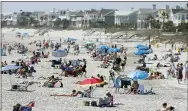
[85, 10, 100, 15]
[176, 9, 188, 14]
[70, 11, 84, 17]
[100, 8, 117, 16]
[171, 9, 185, 14]
[138, 8, 158, 14]
[115, 10, 137, 16]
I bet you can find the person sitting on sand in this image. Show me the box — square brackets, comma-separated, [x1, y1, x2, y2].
[147, 73, 154, 80]
[81, 86, 94, 98]
[152, 54, 158, 60]
[42, 75, 63, 87]
[1, 62, 4, 67]
[98, 92, 113, 107]
[161, 102, 168, 111]
[127, 81, 139, 94]
[166, 106, 175, 111]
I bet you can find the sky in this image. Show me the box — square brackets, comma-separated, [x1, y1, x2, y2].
[2, 1, 187, 13]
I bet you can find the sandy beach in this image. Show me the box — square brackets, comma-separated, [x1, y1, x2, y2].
[1, 28, 187, 111]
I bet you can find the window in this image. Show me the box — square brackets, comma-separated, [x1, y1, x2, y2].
[186, 14, 188, 20]
[182, 15, 185, 20]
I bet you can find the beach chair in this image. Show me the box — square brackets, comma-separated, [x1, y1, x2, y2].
[10, 81, 31, 91]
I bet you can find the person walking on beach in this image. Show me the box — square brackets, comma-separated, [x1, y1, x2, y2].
[81, 59, 87, 77]
[176, 63, 183, 84]
[184, 61, 188, 81]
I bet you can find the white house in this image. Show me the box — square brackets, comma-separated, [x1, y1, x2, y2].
[114, 9, 137, 25]
[137, 4, 158, 30]
[58, 9, 71, 21]
[172, 3, 188, 26]
[70, 11, 84, 28]
[83, 9, 100, 27]
[3, 13, 18, 26]
[46, 8, 59, 26]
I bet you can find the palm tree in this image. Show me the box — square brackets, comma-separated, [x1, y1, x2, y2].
[161, 11, 169, 30]
[29, 17, 35, 27]
[54, 18, 62, 28]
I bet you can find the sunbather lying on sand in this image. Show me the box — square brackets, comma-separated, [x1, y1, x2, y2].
[42, 75, 63, 88]
[50, 90, 81, 97]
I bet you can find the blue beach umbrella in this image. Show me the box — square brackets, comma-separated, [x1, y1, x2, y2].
[138, 45, 149, 50]
[136, 44, 145, 48]
[128, 70, 149, 80]
[99, 45, 109, 50]
[134, 50, 149, 55]
[107, 48, 120, 53]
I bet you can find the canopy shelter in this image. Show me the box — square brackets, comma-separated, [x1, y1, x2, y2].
[2, 65, 21, 71]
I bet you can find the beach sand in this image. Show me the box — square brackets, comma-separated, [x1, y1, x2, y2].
[1, 28, 187, 111]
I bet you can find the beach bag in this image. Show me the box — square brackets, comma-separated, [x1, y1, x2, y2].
[83, 101, 90, 106]
[91, 101, 97, 106]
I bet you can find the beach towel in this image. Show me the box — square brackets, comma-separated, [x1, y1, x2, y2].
[20, 106, 32, 111]
[137, 84, 145, 94]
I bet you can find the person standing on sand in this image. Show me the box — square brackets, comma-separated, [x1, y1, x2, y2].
[177, 63, 183, 84]
[184, 61, 188, 81]
[82, 59, 87, 77]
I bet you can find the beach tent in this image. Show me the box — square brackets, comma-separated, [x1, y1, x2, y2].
[52, 50, 68, 57]
[107, 48, 120, 53]
[128, 70, 148, 80]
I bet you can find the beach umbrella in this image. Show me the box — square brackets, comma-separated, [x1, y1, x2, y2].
[136, 44, 145, 48]
[99, 45, 108, 50]
[134, 49, 150, 55]
[2, 65, 21, 71]
[52, 50, 68, 57]
[128, 70, 149, 80]
[107, 48, 120, 53]
[80, 77, 103, 86]
[138, 45, 149, 50]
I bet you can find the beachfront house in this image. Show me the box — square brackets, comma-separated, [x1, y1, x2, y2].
[57, 10, 71, 28]
[31, 11, 46, 25]
[46, 8, 59, 27]
[2, 13, 18, 26]
[98, 8, 117, 26]
[114, 9, 138, 27]
[136, 4, 158, 30]
[170, 3, 188, 26]
[83, 9, 100, 28]
[155, 5, 171, 23]
[70, 11, 84, 28]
